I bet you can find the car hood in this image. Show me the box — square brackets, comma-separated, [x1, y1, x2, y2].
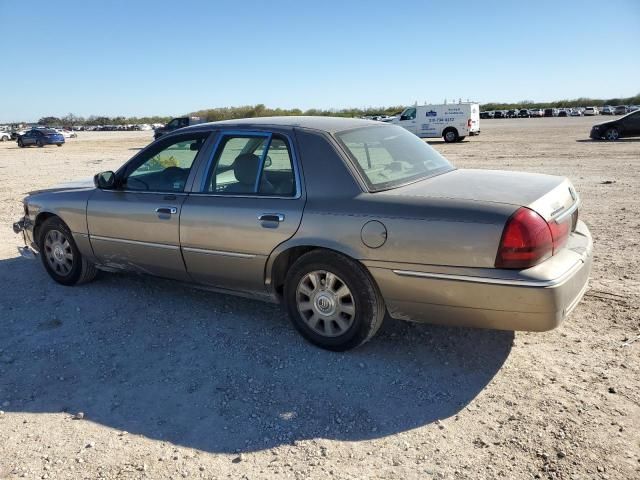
[27, 177, 95, 196]
[592, 120, 616, 128]
[381, 169, 575, 220]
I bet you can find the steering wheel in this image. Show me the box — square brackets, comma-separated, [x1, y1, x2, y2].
[126, 176, 149, 190]
[163, 166, 187, 189]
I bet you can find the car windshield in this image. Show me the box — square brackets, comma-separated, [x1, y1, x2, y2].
[335, 125, 454, 191]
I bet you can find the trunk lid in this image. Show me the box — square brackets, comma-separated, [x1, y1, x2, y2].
[383, 169, 577, 221]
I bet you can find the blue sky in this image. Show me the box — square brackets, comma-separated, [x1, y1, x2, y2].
[1, 0, 639, 122]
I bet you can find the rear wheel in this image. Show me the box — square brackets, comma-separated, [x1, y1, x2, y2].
[56, 143, 63, 147]
[443, 128, 459, 143]
[38, 217, 97, 286]
[605, 127, 619, 141]
[284, 250, 385, 351]
[17, 139, 24, 148]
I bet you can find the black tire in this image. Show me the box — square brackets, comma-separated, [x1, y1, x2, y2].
[37, 139, 44, 147]
[17, 139, 24, 148]
[38, 216, 97, 286]
[56, 143, 63, 147]
[457, 136, 466, 142]
[284, 250, 385, 351]
[443, 128, 459, 143]
[605, 127, 619, 141]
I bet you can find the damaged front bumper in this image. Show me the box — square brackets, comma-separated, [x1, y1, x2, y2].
[12, 219, 25, 234]
[13, 216, 38, 259]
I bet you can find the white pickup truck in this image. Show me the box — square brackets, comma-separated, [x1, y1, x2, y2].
[386, 103, 480, 142]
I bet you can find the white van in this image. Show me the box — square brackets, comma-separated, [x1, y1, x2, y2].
[388, 103, 480, 142]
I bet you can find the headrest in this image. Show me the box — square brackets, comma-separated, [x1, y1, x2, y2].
[233, 153, 260, 185]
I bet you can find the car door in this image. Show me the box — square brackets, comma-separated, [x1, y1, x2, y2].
[23, 130, 36, 145]
[180, 130, 305, 295]
[622, 111, 640, 136]
[397, 107, 417, 134]
[86, 131, 213, 280]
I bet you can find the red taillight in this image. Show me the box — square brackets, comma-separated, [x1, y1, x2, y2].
[467, 118, 472, 128]
[495, 207, 553, 269]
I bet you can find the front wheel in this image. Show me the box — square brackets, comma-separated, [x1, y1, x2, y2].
[605, 127, 619, 141]
[284, 250, 385, 351]
[38, 217, 97, 286]
[17, 139, 24, 148]
[37, 139, 44, 147]
[443, 128, 459, 143]
[56, 143, 63, 147]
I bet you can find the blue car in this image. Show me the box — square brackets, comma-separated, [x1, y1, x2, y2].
[17, 129, 65, 148]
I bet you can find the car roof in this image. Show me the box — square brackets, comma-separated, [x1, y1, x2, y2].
[183, 116, 381, 134]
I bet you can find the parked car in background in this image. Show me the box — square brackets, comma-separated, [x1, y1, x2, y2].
[518, 109, 531, 118]
[493, 110, 505, 118]
[614, 105, 628, 115]
[0, 130, 10, 141]
[480, 111, 493, 119]
[583, 106, 599, 116]
[570, 108, 583, 116]
[529, 109, 544, 118]
[600, 105, 615, 115]
[629, 105, 640, 112]
[153, 116, 205, 140]
[506, 109, 519, 118]
[11, 129, 27, 140]
[544, 108, 559, 117]
[17, 129, 65, 147]
[590, 110, 640, 141]
[55, 128, 77, 139]
[558, 109, 569, 117]
[12, 116, 592, 351]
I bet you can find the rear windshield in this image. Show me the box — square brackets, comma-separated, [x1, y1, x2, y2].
[41, 129, 58, 134]
[335, 125, 453, 191]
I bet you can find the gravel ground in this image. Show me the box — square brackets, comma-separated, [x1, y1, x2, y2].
[0, 118, 638, 479]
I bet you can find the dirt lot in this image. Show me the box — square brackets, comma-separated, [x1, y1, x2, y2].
[0, 117, 638, 479]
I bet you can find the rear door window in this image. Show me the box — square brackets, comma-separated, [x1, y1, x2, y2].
[204, 134, 296, 196]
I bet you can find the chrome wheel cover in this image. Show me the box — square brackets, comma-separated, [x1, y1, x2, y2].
[44, 229, 73, 276]
[296, 270, 355, 337]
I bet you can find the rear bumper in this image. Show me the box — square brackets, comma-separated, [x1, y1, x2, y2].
[368, 221, 593, 332]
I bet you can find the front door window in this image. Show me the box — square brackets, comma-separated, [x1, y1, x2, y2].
[122, 135, 207, 192]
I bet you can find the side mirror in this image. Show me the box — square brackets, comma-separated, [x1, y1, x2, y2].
[94, 171, 116, 189]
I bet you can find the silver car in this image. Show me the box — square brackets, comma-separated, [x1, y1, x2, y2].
[13, 117, 593, 350]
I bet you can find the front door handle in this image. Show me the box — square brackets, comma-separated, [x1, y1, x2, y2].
[156, 207, 177, 215]
[258, 213, 285, 222]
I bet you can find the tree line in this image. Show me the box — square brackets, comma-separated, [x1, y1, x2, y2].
[481, 93, 640, 111]
[35, 104, 405, 127]
[31, 93, 640, 126]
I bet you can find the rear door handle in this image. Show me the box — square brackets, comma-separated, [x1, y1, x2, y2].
[258, 213, 285, 222]
[156, 207, 177, 215]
